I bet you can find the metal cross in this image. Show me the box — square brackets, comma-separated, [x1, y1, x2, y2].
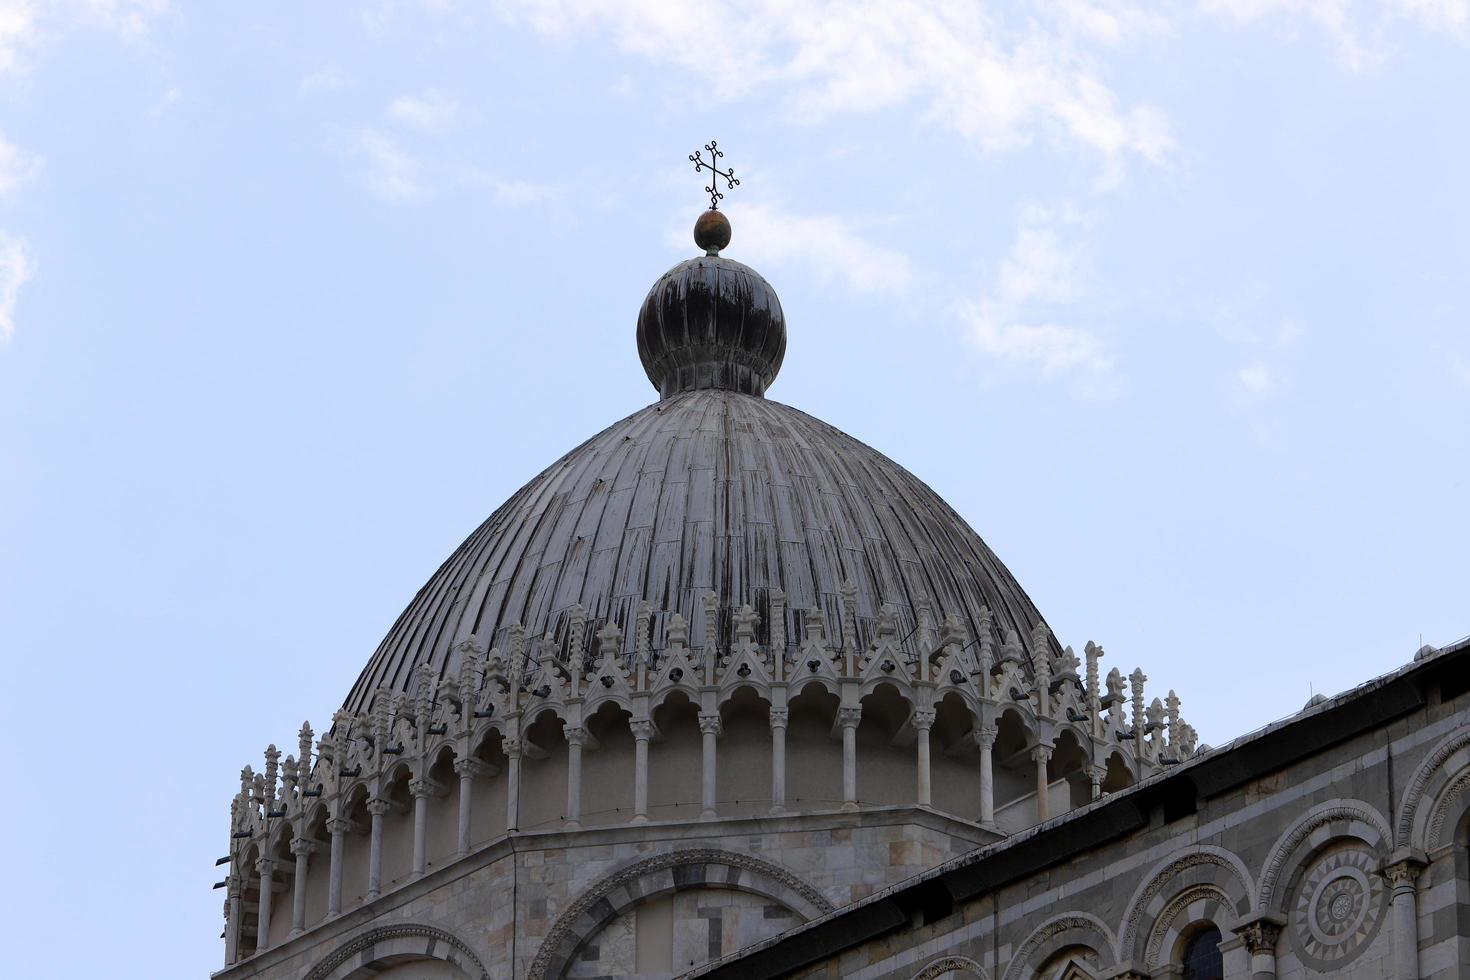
[689, 140, 740, 210]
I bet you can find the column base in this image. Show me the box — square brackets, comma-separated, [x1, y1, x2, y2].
[631, 814, 649, 825]
[841, 801, 860, 813]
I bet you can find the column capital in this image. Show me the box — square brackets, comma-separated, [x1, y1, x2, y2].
[564, 726, 590, 748]
[256, 856, 276, 876]
[912, 707, 936, 730]
[503, 733, 524, 759]
[768, 707, 789, 729]
[838, 706, 863, 729]
[326, 816, 355, 836]
[974, 725, 998, 748]
[630, 718, 657, 741]
[1380, 854, 1426, 892]
[409, 777, 445, 799]
[1032, 743, 1053, 763]
[366, 796, 394, 817]
[698, 712, 724, 737]
[453, 757, 494, 779]
[1231, 912, 1285, 954]
[289, 837, 320, 858]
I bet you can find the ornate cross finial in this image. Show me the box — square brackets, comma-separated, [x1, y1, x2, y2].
[690, 140, 739, 210]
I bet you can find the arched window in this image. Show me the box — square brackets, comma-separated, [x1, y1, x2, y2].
[1181, 924, 1223, 980]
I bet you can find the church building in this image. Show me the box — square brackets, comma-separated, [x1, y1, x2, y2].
[215, 191, 1470, 980]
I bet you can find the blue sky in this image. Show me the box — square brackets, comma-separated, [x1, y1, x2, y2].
[1, 2, 1467, 975]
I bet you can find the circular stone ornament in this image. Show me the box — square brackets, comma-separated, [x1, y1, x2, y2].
[1290, 846, 1386, 971]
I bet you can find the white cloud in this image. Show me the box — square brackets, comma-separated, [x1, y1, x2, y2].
[1199, 0, 1468, 69]
[387, 90, 459, 133]
[961, 205, 1116, 395]
[0, 232, 34, 342]
[1452, 356, 1470, 388]
[300, 64, 351, 95]
[0, 0, 167, 76]
[0, 131, 42, 194]
[1237, 360, 1273, 400]
[718, 202, 913, 294]
[494, 1, 1174, 168]
[358, 130, 424, 203]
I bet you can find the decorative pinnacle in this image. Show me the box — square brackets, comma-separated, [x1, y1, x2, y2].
[689, 140, 739, 210]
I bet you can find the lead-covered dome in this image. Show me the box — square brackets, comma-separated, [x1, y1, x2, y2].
[346, 388, 1054, 711]
[344, 207, 1056, 712]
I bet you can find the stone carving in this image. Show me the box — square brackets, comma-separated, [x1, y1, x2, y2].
[1289, 845, 1386, 971]
[1395, 724, 1470, 847]
[302, 923, 489, 980]
[1120, 850, 1253, 960]
[1257, 800, 1391, 910]
[1002, 912, 1114, 980]
[525, 847, 834, 980]
[1425, 766, 1470, 850]
[1145, 883, 1230, 966]
[912, 954, 991, 979]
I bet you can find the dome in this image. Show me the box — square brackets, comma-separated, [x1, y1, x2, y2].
[636, 255, 785, 399]
[345, 387, 1054, 712]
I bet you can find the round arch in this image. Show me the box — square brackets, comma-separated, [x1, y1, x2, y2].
[1256, 799, 1391, 912]
[1397, 723, 1470, 851]
[1118, 847, 1253, 966]
[1003, 912, 1115, 980]
[302, 923, 488, 980]
[525, 847, 834, 980]
[912, 953, 991, 979]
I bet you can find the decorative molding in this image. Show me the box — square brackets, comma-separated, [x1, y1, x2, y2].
[1257, 800, 1391, 910]
[1003, 912, 1115, 980]
[1425, 767, 1470, 850]
[1144, 883, 1229, 967]
[912, 953, 991, 979]
[525, 847, 833, 980]
[302, 923, 488, 980]
[1119, 849, 1253, 961]
[1395, 724, 1470, 848]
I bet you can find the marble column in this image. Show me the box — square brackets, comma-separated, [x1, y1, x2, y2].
[1089, 763, 1106, 802]
[504, 735, 523, 832]
[224, 876, 242, 964]
[630, 720, 654, 823]
[366, 797, 391, 899]
[288, 837, 318, 936]
[452, 758, 490, 857]
[839, 706, 862, 811]
[913, 707, 936, 807]
[1232, 914, 1285, 980]
[1032, 745, 1052, 822]
[409, 777, 440, 879]
[255, 857, 275, 952]
[698, 711, 723, 819]
[769, 708, 789, 815]
[325, 816, 349, 918]
[976, 726, 997, 826]
[1383, 854, 1426, 980]
[564, 726, 587, 829]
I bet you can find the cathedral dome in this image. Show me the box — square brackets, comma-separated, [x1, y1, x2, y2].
[345, 211, 1054, 713]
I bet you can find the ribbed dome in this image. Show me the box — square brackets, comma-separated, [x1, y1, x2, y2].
[636, 256, 785, 399]
[345, 388, 1054, 712]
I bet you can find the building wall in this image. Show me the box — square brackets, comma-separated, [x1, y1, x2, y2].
[215, 807, 992, 980]
[747, 679, 1470, 980]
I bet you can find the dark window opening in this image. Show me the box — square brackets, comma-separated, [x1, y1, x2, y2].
[1181, 924, 1223, 980]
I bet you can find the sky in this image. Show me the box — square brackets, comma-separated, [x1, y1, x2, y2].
[1, 1, 1467, 976]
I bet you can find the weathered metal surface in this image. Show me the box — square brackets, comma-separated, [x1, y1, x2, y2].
[637, 255, 785, 399]
[344, 388, 1055, 712]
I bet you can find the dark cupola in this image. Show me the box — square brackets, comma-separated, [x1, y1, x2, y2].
[635, 209, 786, 399]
